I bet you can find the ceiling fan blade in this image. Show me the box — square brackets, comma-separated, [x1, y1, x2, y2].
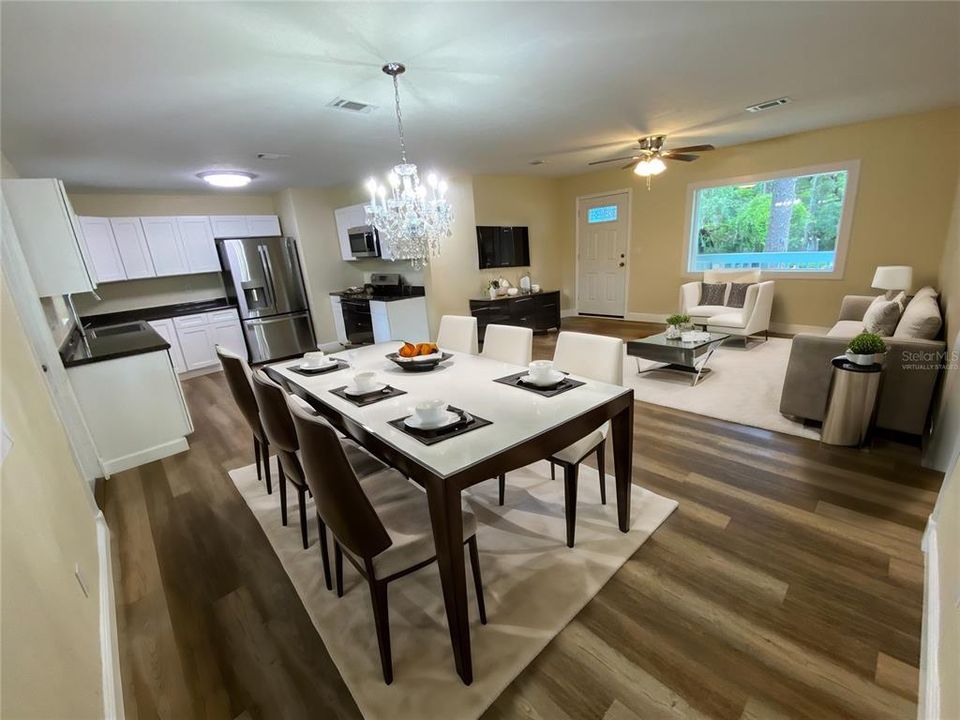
[621, 160, 640, 171]
[588, 155, 640, 166]
[666, 144, 715, 154]
[664, 153, 699, 162]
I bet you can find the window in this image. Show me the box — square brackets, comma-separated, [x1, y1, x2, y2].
[587, 205, 618, 223]
[686, 162, 858, 275]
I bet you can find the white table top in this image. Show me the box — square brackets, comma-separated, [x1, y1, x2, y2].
[268, 342, 629, 479]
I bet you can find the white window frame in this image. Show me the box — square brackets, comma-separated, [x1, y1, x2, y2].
[681, 159, 861, 280]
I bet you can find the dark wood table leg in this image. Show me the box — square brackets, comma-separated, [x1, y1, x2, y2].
[611, 393, 634, 532]
[425, 477, 473, 684]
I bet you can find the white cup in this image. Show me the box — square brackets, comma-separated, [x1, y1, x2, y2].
[303, 351, 326, 368]
[528, 360, 554, 382]
[415, 399, 447, 424]
[353, 371, 377, 391]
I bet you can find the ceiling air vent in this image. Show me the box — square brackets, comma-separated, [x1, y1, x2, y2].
[327, 97, 376, 114]
[745, 97, 792, 113]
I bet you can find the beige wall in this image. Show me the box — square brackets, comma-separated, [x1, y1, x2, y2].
[0, 277, 104, 719]
[557, 107, 960, 328]
[473, 175, 567, 306]
[66, 192, 277, 316]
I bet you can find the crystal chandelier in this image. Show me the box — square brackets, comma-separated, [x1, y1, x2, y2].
[364, 63, 453, 269]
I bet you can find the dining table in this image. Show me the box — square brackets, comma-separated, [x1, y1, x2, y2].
[266, 341, 635, 685]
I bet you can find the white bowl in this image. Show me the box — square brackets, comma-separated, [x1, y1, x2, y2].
[415, 399, 447, 424]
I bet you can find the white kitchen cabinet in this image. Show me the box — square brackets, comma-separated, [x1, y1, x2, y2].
[172, 308, 246, 371]
[110, 217, 156, 279]
[329, 295, 348, 344]
[147, 318, 186, 373]
[333, 203, 368, 261]
[1, 178, 97, 296]
[141, 217, 190, 276]
[207, 309, 247, 357]
[176, 216, 221, 273]
[210, 214, 281, 239]
[370, 297, 429, 343]
[78, 216, 126, 283]
[67, 349, 193, 474]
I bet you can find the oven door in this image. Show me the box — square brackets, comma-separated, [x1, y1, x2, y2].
[340, 299, 374, 345]
[348, 227, 380, 258]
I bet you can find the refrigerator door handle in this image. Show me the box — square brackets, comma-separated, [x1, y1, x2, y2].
[257, 244, 277, 307]
[245, 312, 309, 327]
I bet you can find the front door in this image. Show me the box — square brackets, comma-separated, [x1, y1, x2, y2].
[577, 193, 629, 316]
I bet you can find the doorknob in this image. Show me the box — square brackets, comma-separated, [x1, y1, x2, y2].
[618, 262, 625, 268]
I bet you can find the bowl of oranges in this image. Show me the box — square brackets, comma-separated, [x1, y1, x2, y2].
[385, 342, 452, 372]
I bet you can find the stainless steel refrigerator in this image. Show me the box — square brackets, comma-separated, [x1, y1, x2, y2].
[217, 236, 316, 363]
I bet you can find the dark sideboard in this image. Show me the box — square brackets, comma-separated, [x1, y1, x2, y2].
[469, 290, 561, 340]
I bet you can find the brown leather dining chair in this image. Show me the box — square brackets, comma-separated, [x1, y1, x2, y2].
[251, 369, 314, 551]
[216, 345, 272, 495]
[286, 395, 488, 685]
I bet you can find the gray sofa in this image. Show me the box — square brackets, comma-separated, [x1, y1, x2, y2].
[779, 294, 945, 435]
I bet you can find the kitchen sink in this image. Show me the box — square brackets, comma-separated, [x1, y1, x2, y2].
[89, 321, 146, 337]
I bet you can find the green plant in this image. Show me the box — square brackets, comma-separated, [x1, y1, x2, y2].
[666, 313, 690, 326]
[847, 332, 887, 355]
[485, 279, 500, 290]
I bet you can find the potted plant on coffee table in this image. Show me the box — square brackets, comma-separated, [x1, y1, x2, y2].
[665, 313, 691, 340]
[845, 332, 887, 366]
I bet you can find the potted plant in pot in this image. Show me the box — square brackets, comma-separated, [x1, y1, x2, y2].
[665, 313, 691, 340]
[485, 279, 500, 300]
[846, 332, 887, 366]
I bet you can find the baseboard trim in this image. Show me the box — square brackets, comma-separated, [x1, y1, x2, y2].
[100, 438, 189, 475]
[97, 513, 124, 720]
[919, 517, 940, 720]
[178, 365, 221, 380]
[625, 312, 669, 324]
[560, 308, 578, 319]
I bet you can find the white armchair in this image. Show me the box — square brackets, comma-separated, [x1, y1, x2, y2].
[679, 270, 774, 340]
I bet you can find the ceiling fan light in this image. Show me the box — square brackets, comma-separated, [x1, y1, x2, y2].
[648, 157, 667, 175]
[634, 159, 652, 177]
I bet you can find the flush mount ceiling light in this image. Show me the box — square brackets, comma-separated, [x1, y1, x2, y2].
[197, 171, 256, 188]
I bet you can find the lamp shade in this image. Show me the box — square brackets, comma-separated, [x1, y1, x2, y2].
[871, 265, 913, 291]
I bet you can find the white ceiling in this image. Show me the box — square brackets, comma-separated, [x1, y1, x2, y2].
[2, 2, 958, 192]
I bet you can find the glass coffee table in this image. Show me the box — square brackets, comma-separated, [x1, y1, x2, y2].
[626, 331, 729, 386]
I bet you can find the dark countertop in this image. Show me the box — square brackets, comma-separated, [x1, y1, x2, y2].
[470, 289, 558, 302]
[61, 321, 171, 368]
[80, 298, 236, 328]
[330, 286, 426, 302]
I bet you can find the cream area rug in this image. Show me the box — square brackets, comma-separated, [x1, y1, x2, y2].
[229, 459, 677, 720]
[623, 336, 820, 440]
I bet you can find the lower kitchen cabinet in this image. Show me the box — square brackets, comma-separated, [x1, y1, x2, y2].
[149, 308, 246, 374]
[147, 318, 186, 373]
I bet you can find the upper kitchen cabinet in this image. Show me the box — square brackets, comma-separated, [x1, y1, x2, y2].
[210, 214, 281, 238]
[176, 216, 220, 272]
[109, 217, 156, 279]
[1, 178, 97, 296]
[78, 216, 126, 283]
[141, 217, 190, 276]
[334, 203, 368, 260]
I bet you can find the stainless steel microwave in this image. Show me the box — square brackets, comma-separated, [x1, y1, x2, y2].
[347, 225, 380, 258]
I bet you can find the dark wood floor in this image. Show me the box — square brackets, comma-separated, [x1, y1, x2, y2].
[101, 317, 942, 720]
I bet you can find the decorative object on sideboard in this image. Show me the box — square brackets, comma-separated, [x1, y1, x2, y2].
[486, 279, 500, 300]
[664, 313, 691, 340]
[845, 332, 887, 366]
[871, 265, 913, 300]
[363, 63, 453, 269]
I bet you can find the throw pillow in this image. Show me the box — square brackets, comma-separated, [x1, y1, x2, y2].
[698, 282, 726, 306]
[726, 282, 755, 308]
[862, 293, 904, 336]
[894, 288, 942, 339]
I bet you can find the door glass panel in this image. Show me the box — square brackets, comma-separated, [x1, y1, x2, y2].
[587, 205, 618, 223]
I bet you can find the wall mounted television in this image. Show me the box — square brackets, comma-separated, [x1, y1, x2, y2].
[476, 226, 530, 269]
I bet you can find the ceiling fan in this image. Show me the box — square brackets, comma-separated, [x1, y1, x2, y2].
[589, 135, 715, 186]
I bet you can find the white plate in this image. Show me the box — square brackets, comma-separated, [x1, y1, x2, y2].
[404, 409, 461, 430]
[394, 350, 444, 363]
[299, 359, 338, 371]
[343, 382, 387, 397]
[520, 370, 565, 387]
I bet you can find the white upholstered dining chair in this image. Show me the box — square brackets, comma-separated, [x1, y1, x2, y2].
[551, 332, 623, 546]
[437, 315, 479, 355]
[481, 324, 533, 366]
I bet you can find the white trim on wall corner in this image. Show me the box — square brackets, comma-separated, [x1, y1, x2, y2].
[97, 513, 124, 720]
[919, 517, 940, 720]
[560, 308, 579, 319]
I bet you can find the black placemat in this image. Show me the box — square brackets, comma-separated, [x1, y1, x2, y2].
[387, 406, 492, 445]
[329, 383, 407, 407]
[287, 359, 350, 377]
[493, 371, 585, 398]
